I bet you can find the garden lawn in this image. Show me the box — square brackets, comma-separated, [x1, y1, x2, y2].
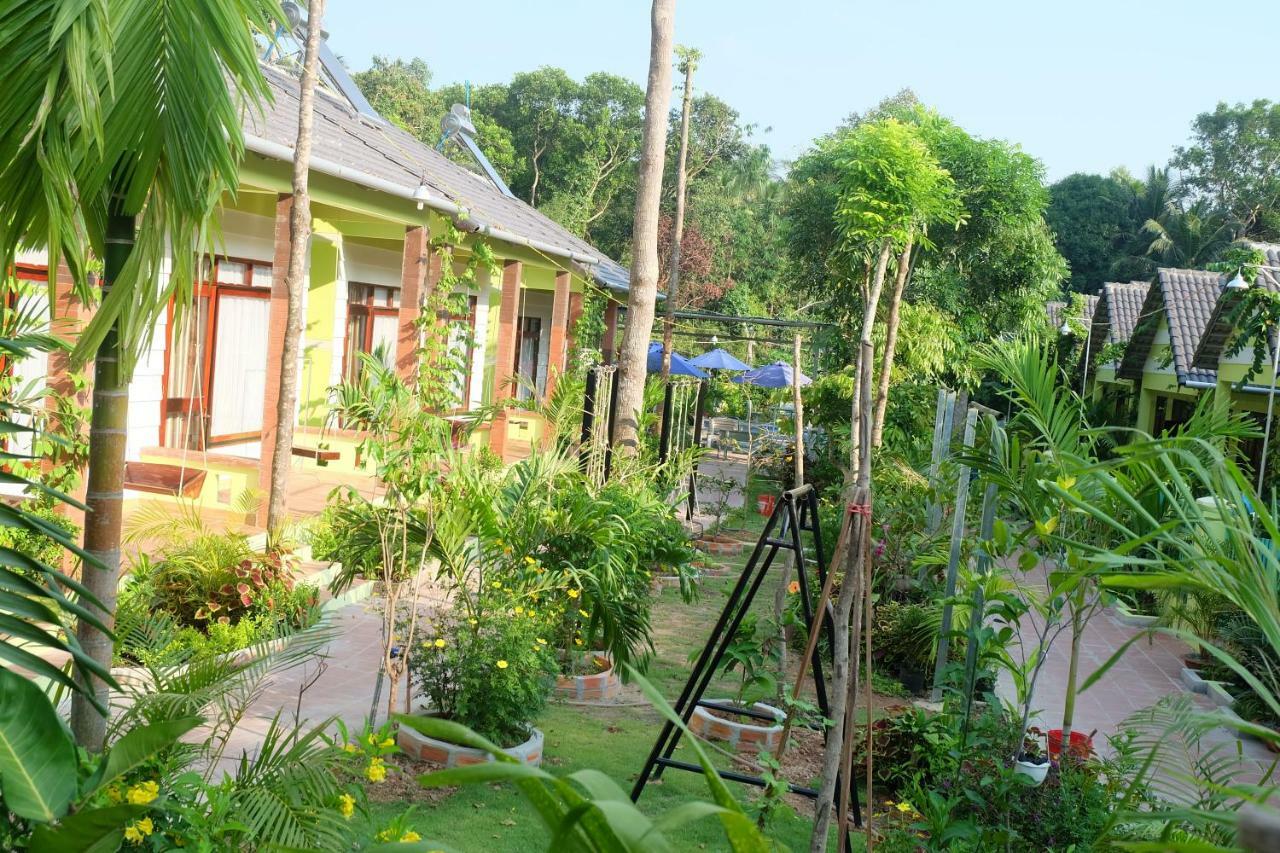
[368, 580, 861, 850]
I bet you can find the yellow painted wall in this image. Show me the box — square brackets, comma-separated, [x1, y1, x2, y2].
[302, 234, 342, 426]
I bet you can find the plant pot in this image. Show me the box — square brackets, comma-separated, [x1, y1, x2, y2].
[695, 535, 745, 558]
[1013, 756, 1050, 786]
[397, 715, 543, 768]
[757, 494, 776, 516]
[1047, 729, 1094, 762]
[1183, 653, 1206, 671]
[897, 666, 926, 696]
[555, 653, 621, 702]
[689, 699, 784, 753]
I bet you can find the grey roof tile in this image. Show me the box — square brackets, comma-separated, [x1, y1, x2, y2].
[245, 64, 628, 290]
[1159, 267, 1222, 384]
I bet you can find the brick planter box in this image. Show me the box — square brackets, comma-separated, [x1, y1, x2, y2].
[689, 699, 784, 753]
[696, 535, 745, 558]
[397, 716, 544, 768]
[555, 653, 622, 702]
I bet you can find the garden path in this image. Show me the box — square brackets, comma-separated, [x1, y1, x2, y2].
[996, 571, 1276, 784]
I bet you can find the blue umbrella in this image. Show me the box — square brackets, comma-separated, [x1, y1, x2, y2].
[733, 360, 811, 388]
[690, 347, 752, 372]
[647, 342, 708, 378]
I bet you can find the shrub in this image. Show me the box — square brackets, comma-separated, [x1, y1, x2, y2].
[0, 497, 77, 577]
[874, 600, 936, 675]
[408, 594, 558, 747]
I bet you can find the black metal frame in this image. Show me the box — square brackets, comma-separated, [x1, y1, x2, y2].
[630, 484, 861, 832]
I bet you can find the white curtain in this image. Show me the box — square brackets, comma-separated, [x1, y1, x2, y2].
[210, 294, 270, 438]
[371, 313, 398, 366]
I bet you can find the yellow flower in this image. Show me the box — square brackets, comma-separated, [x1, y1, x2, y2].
[578, 609, 589, 618]
[896, 801, 914, 813]
[567, 588, 579, 599]
[338, 793, 355, 819]
[343, 742, 356, 753]
[126, 781, 159, 806]
[574, 638, 584, 646]
[468, 618, 478, 626]
[123, 817, 154, 844]
[366, 757, 387, 783]
[375, 829, 393, 842]
[105, 784, 122, 804]
[435, 638, 446, 648]
[536, 638, 547, 645]
[380, 737, 395, 748]
[524, 556, 537, 566]
[491, 581, 503, 589]
[496, 659, 509, 669]
[1056, 475, 1077, 491]
[514, 606, 524, 615]
[402, 831, 422, 842]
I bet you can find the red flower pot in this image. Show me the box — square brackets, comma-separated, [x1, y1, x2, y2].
[757, 494, 776, 515]
[1047, 729, 1093, 762]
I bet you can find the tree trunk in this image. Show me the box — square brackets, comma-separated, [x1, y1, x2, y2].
[1061, 591, 1085, 745]
[69, 202, 133, 751]
[811, 240, 892, 851]
[871, 239, 913, 448]
[660, 48, 697, 379]
[612, 0, 676, 454]
[265, 0, 324, 531]
[770, 333, 806, 678]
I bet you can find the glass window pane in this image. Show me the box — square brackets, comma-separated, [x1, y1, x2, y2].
[251, 264, 274, 289]
[216, 260, 247, 285]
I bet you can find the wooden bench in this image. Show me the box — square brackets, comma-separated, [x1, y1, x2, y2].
[123, 461, 206, 498]
[291, 446, 341, 462]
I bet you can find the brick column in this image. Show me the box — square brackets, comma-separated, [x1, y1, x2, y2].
[44, 262, 90, 502]
[545, 270, 571, 400]
[257, 194, 294, 527]
[488, 259, 521, 458]
[601, 300, 619, 365]
[396, 225, 436, 382]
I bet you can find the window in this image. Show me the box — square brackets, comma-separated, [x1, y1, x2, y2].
[514, 315, 543, 402]
[161, 257, 272, 449]
[343, 282, 401, 382]
[440, 296, 478, 409]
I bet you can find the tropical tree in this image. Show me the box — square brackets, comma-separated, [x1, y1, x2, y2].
[1045, 171, 1137, 293]
[810, 117, 960, 852]
[1174, 99, 1280, 240]
[1141, 197, 1236, 269]
[659, 45, 700, 379]
[265, 0, 323, 530]
[612, 0, 675, 455]
[0, 0, 278, 750]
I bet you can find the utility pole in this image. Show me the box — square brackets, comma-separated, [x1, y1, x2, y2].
[660, 46, 700, 379]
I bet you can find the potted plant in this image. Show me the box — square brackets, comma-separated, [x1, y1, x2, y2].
[689, 614, 785, 753]
[1013, 727, 1050, 786]
[403, 598, 557, 767]
[873, 600, 935, 695]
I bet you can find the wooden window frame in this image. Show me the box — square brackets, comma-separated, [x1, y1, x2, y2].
[342, 281, 401, 382]
[160, 255, 272, 448]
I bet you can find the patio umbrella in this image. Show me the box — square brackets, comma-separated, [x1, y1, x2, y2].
[690, 347, 751, 372]
[732, 361, 811, 388]
[646, 342, 708, 379]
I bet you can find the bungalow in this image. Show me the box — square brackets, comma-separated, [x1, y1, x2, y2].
[1082, 281, 1149, 403]
[10, 58, 632, 526]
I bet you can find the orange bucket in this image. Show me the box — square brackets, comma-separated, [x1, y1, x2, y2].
[757, 494, 776, 515]
[1047, 729, 1093, 762]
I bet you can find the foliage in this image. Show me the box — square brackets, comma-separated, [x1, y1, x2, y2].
[1173, 99, 1280, 239]
[395, 667, 777, 852]
[409, 595, 558, 747]
[873, 600, 936, 675]
[1045, 171, 1142, 293]
[716, 613, 781, 706]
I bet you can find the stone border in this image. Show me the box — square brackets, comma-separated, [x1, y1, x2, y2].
[689, 699, 783, 753]
[1112, 600, 1160, 628]
[555, 654, 622, 702]
[397, 719, 543, 767]
[696, 536, 744, 558]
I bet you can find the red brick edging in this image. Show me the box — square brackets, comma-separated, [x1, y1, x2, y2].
[554, 654, 622, 702]
[689, 700, 784, 753]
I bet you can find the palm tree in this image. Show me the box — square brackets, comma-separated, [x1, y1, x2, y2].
[0, 0, 278, 750]
[612, 0, 676, 454]
[1143, 198, 1236, 269]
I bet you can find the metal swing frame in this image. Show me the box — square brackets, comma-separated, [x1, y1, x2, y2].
[630, 483, 862, 831]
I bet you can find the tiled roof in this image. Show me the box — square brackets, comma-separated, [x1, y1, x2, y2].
[1045, 296, 1097, 332]
[244, 64, 628, 290]
[1160, 268, 1221, 384]
[1192, 243, 1280, 371]
[1084, 282, 1148, 380]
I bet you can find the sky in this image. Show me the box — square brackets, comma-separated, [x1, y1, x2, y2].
[324, 0, 1276, 182]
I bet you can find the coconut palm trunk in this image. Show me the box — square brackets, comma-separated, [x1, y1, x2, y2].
[68, 203, 133, 751]
[659, 46, 698, 380]
[612, 0, 675, 453]
[265, 0, 325, 531]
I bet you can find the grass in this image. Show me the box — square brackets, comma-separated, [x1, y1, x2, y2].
[366, 578, 865, 850]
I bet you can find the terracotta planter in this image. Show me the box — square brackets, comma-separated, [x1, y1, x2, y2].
[397, 716, 543, 767]
[555, 653, 621, 702]
[689, 699, 784, 753]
